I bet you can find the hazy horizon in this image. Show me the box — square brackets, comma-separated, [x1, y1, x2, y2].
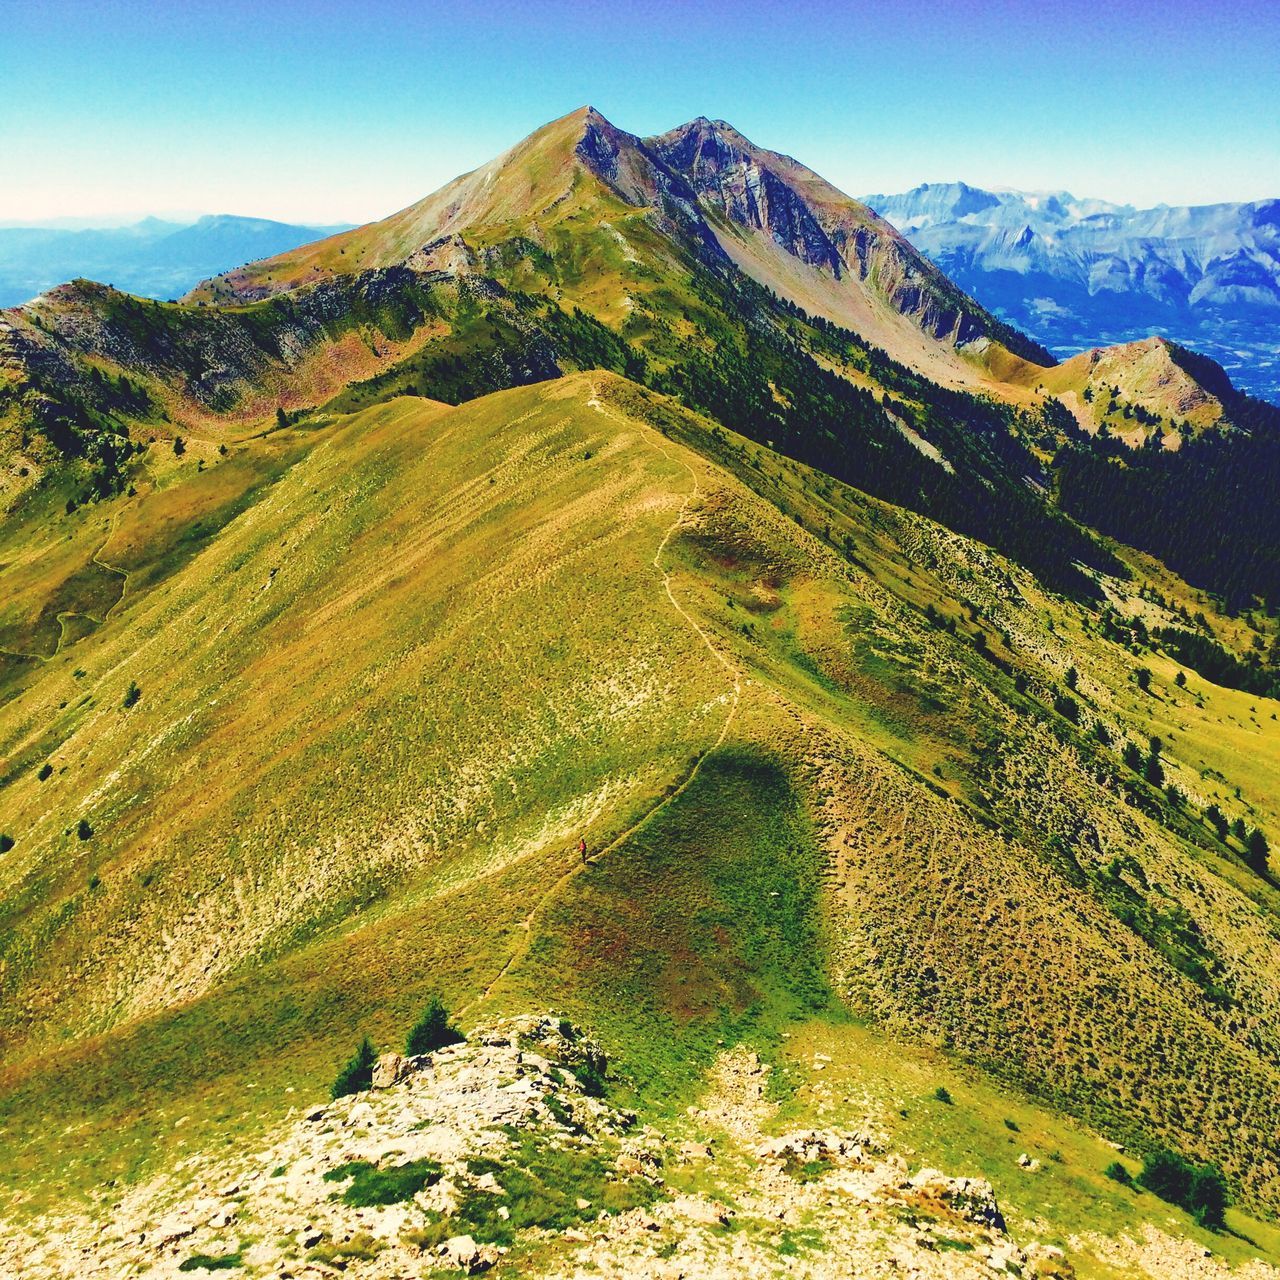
[2, 164, 1277, 236]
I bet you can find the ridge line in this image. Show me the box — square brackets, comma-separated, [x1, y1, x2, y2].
[458, 384, 742, 1017]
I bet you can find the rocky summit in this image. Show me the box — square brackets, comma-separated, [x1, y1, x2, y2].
[0, 1016, 1084, 1279]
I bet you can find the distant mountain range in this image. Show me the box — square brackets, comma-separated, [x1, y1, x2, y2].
[863, 183, 1280, 403]
[0, 214, 350, 307]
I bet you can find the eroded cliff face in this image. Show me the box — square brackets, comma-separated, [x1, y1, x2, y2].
[650, 117, 845, 274]
[650, 117, 1052, 361]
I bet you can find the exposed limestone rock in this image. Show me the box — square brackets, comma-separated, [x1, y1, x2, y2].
[1, 1020, 1240, 1280]
[369, 1052, 407, 1089]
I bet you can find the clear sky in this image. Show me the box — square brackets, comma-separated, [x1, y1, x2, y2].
[3, 0, 1278, 226]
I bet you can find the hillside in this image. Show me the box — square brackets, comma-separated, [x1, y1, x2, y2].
[0, 214, 349, 309]
[3, 104, 1280, 1277]
[1010, 335, 1234, 443]
[863, 182, 1280, 404]
[2, 375, 1280, 1279]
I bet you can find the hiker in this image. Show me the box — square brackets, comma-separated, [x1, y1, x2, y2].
[578, 837, 589, 864]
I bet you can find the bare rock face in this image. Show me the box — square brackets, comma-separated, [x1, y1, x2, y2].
[650, 117, 844, 275]
[438, 1232, 499, 1273]
[403, 233, 477, 277]
[370, 1051, 407, 1089]
[905, 1167, 1007, 1232]
[754, 1127, 883, 1164]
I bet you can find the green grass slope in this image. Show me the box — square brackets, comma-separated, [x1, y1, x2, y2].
[2, 373, 1278, 1252]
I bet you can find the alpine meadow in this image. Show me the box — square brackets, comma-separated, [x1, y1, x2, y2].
[3, 18, 1280, 1278]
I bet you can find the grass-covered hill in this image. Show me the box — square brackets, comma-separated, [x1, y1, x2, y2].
[1, 374, 1278, 1275]
[3, 105, 1280, 1275]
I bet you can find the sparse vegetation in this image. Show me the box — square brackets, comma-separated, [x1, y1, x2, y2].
[178, 1252, 242, 1272]
[322, 1158, 442, 1207]
[457, 1134, 657, 1246]
[0, 372, 1278, 1252]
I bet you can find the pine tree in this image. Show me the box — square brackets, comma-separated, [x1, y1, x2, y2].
[405, 996, 464, 1056]
[331, 1036, 378, 1098]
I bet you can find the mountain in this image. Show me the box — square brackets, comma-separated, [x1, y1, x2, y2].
[2, 108, 1105, 596]
[189, 109, 1051, 372]
[0, 214, 350, 308]
[5, 108, 1276, 610]
[863, 182, 1280, 403]
[2, 374, 1279, 1276]
[3, 109, 1280, 1275]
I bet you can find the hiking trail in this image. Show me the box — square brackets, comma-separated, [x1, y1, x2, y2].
[459, 385, 742, 1015]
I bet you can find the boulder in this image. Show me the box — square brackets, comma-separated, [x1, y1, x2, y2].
[371, 1053, 406, 1089]
[1024, 1242, 1076, 1278]
[907, 1170, 1006, 1232]
[671, 1194, 732, 1227]
[438, 1233, 497, 1273]
[151, 1215, 195, 1247]
[344, 1101, 375, 1128]
[678, 1140, 714, 1162]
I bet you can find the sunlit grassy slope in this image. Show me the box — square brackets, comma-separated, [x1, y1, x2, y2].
[0, 374, 1278, 1266]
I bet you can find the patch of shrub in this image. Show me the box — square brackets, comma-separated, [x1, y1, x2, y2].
[0, 834, 13, 854]
[405, 995, 463, 1056]
[933, 1086, 953, 1105]
[37, 762, 53, 781]
[178, 1253, 242, 1272]
[76, 819, 93, 841]
[1104, 1160, 1132, 1185]
[572, 1058, 607, 1097]
[323, 1158, 442, 1207]
[1053, 693, 1080, 724]
[1137, 1146, 1229, 1229]
[122, 681, 141, 708]
[330, 1036, 377, 1099]
[400, 1214, 453, 1252]
[310, 1232, 382, 1264]
[458, 1136, 657, 1246]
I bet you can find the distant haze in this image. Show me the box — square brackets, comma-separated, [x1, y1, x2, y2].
[0, 215, 351, 308]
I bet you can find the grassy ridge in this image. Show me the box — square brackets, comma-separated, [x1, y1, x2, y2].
[0, 374, 1278, 1239]
[503, 744, 836, 1110]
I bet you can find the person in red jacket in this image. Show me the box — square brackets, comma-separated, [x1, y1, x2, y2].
[578, 837, 589, 864]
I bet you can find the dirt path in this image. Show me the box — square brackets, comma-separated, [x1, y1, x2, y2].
[460, 386, 742, 1016]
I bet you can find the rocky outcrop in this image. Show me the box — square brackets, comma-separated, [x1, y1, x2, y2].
[4, 1015, 1266, 1280]
[0, 1015, 633, 1279]
[651, 117, 844, 274]
[650, 117, 1055, 364]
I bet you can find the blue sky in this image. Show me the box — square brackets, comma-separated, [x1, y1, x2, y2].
[3, 0, 1278, 224]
